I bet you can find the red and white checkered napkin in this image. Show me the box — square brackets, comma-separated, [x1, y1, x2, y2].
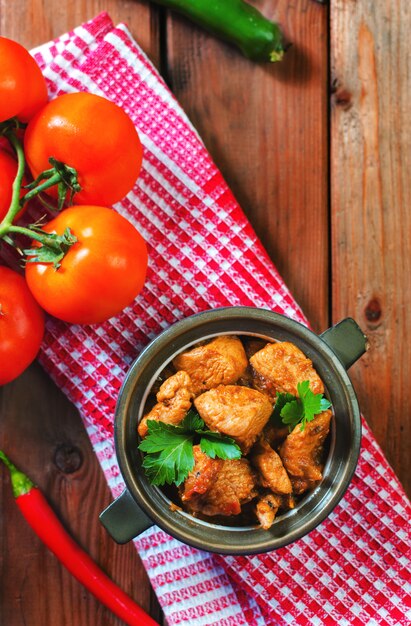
[24, 13, 411, 625]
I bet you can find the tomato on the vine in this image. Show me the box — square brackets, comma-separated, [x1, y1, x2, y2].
[25, 205, 148, 325]
[24, 93, 143, 207]
[0, 266, 45, 385]
[0, 37, 48, 123]
[0, 149, 27, 222]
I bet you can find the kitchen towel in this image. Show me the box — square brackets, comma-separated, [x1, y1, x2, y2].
[6, 12, 411, 626]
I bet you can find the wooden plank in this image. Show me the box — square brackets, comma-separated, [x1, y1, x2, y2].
[0, 3, 163, 625]
[331, 1, 411, 496]
[0, 0, 161, 61]
[164, 0, 330, 332]
[0, 365, 162, 625]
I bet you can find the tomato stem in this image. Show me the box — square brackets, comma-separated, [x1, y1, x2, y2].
[0, 221, 78, 270]
[37, 193, 61, 213]
[24, 158, 82, 210]
[23, 171, 63, 203]
[0, 129, 78, 266]
[5, 225, 63, 252]
[1, 131, 27, 227]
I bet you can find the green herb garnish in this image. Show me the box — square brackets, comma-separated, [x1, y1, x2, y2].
[138, 409, 241, 486]
[271, 392, 296, 424]
[272, 380, 332, 431]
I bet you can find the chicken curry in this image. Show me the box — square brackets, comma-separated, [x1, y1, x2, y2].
[138, 334, 332, 530]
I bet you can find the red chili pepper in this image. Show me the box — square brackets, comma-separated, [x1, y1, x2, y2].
[0, 450, 158, 626]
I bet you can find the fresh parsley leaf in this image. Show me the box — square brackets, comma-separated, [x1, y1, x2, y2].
[271, 391, 297, 424]
[138, 420, 186, 453]
[139, 420, 195, 486]
[297, 380, 320, 423]
[177, 409, 205, 433]
[297, 381, 332, 429]
[141, 439, 194, 486]
[271, 380, 332, 431]
[320, 397, 333, 412]
[280, 399, 304, 427]
[199, 431, 242, 460]
[138, 411, 242, 487]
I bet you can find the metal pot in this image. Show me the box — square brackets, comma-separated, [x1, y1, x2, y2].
[100, 307, 367, 555]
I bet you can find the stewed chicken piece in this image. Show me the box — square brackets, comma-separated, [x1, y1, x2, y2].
[242, 337, 267, 360]
[251, 437, 292, 495]
[187, 458, 258, 517]
[250, 341, 324, 401]
[138, 370, 194, 437]
[282, 494, 296, 510]
[180, 445, 223, 502]
[194, 385, 273, 453]
[255, 493, 282, 530]
[255, 491, 296, 529]
[262, 422, 289, 449]
[172, 335, 248, 396]
[279, 409, 332, 495]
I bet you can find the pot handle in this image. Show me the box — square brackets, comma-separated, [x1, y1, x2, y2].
[320, 317, 368, 370]
[99, 488, 153, 544]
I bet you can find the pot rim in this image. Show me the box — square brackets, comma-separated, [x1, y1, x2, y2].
[114, 306, 362, 554]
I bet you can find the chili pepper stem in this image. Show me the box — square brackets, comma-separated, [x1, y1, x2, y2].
[0, 450, 35, 497]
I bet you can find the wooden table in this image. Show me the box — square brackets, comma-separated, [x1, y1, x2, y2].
[1, 1, 410, 624]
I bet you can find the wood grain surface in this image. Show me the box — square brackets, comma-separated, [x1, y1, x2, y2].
[0, 1, 410, 625]
[331, 0, 411, 496]
[166, 0, 329, 330]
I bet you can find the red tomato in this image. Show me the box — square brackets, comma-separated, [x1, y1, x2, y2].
[0, 149, 27, 222]
[0, 136, 15, 155]
[0, 37, 48, 123]
[24, 93, 143, 206]
[25, 205, 148, 325]
[0, 266, 45, 385]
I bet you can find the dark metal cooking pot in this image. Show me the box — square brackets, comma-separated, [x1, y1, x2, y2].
[99, 307, 367, 555]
